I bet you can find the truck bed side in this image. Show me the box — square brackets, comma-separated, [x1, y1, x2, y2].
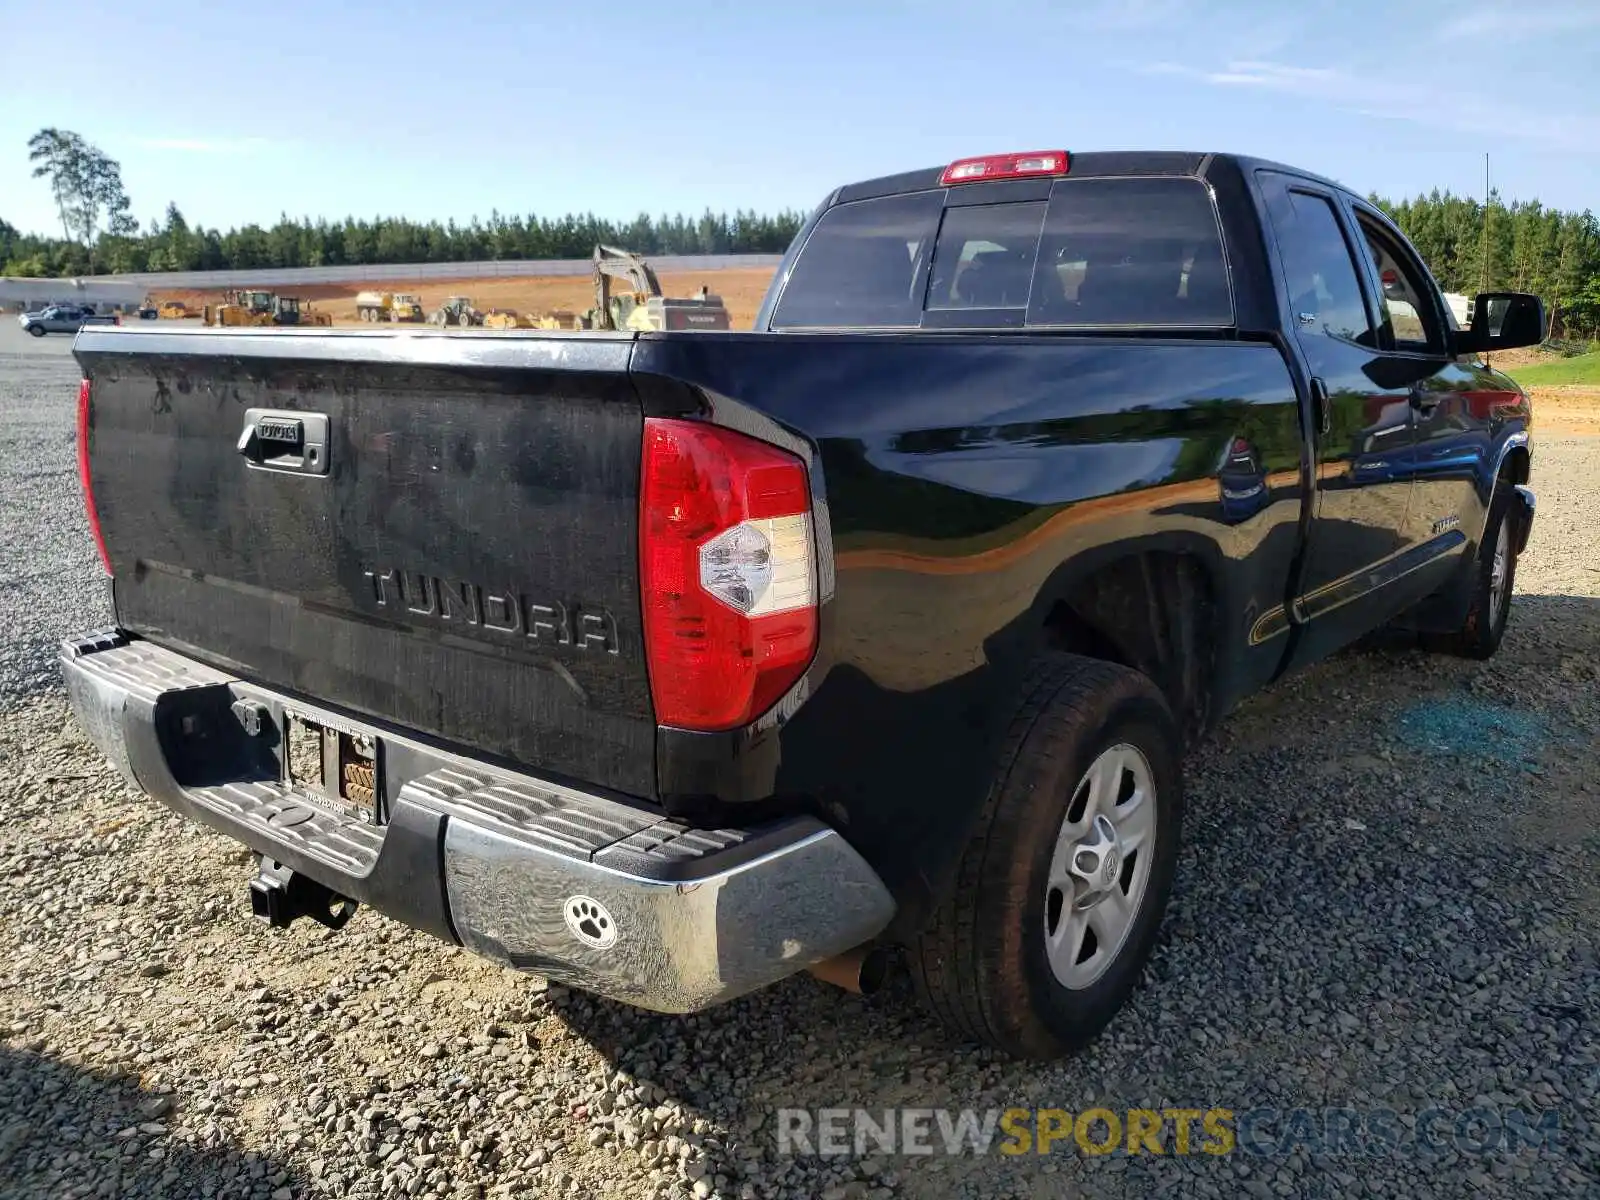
[632, 330, 1305, 925]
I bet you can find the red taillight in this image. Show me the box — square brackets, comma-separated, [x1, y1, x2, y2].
[77, 378, 112, 575]
[639, 417, 817, 732]
[940, 149, 1070, 187]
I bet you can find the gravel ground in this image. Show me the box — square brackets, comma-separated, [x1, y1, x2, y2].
[0, 330, 110, 701]
[0, 332, 1595, 1199]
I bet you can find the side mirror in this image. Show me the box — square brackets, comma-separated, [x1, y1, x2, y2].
[1450, 291, 1545, 356]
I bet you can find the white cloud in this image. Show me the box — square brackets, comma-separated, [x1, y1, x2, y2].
[1135, 58, 1600, 153]
[1199, 61, 1338, 87]
[1441, 7, 1600, 40]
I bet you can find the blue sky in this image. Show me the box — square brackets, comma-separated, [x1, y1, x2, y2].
[2, 0, 1597, 238]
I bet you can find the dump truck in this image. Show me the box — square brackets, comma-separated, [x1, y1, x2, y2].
[355, 291, 395, 322]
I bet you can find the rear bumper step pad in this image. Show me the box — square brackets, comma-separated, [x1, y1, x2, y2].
[61, 630, 894, 1013]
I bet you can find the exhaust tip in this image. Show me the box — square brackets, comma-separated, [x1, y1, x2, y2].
[808, 945, 890, 996]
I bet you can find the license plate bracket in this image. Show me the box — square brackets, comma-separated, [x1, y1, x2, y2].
[283, 709, 382, 825]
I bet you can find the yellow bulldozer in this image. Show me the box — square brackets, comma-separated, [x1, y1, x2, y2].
[203, 291, 331, 328]
[138, 297, 192, 320]
[482, 308, 535, 330]
[580, 245, 731, 332]
[278, 296, 332, 327]
[205, 290, 273, 326]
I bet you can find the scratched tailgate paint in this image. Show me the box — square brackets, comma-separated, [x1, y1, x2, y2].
[75, 329, 658, 798]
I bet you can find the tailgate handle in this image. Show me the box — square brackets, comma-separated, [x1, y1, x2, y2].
[238, 408, 330, 476]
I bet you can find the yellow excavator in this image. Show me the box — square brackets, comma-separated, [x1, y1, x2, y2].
[581, 245, 731, 332]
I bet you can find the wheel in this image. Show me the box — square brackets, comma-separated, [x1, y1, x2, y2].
[1426, 482, 1521, 660]
[910, 656, 1183, 1060]
[28, 324, 45, 337]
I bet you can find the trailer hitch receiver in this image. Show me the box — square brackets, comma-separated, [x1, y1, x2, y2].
[249, 858, 358, 931]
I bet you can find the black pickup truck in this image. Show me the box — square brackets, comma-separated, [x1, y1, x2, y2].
[64, 150, 1543, 1060]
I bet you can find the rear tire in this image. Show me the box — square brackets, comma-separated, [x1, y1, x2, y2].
[1425, 481, 1520, 660]
[909, 655, 1183, 1060]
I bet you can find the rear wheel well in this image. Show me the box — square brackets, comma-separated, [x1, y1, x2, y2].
[1042, 552, 1219, 746]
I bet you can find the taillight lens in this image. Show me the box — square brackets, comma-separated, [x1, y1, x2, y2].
[77, 378, 112, 575]
[640, 417, 817, 731]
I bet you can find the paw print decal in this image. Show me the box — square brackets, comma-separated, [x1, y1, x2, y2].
[564, 895, 618, 949]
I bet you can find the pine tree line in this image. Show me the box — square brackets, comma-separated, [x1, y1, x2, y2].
[6, 188, 1599, 339]
[1372, 189, 1600, 339]
[0, 204, 806, 279]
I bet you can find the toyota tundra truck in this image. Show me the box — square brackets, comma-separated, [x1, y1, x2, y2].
[62, 150, 1543, 1060]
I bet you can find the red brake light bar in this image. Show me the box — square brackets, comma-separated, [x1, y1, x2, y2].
[940, 150, 1070, 187]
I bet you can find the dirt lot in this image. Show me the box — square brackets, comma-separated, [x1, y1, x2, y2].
[1527, 387, 1600, 437]
[147, 268, 779, 330]
[0, 324, 1595, 1199]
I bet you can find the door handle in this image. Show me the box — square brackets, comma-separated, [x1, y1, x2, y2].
[1310, 377, 1332, 436]
[238, 408, 330, 476]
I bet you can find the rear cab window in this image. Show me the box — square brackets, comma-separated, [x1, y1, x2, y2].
[768, 190, 943, 329]
[771, 176, 1232, 331]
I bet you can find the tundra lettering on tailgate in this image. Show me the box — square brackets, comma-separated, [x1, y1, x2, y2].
[362, 568, 618, 654]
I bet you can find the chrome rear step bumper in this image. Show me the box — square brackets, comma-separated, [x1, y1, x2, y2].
[61, 630, 895, 1013]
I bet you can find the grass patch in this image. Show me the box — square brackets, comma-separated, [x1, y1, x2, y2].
[1503, 352, 1600, 387]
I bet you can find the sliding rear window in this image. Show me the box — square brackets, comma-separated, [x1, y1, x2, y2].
[771, 176, 1232, 330]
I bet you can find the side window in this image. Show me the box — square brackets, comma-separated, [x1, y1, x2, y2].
[1354, 217, 1442, 352]
[1272, 190, 1374, 346]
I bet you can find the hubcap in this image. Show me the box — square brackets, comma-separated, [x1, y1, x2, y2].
[1044, 744, 1157, 990]
[1489, 520, 1510, 623]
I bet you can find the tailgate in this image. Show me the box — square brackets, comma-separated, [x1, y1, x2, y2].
[74, 328, 657, 799]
